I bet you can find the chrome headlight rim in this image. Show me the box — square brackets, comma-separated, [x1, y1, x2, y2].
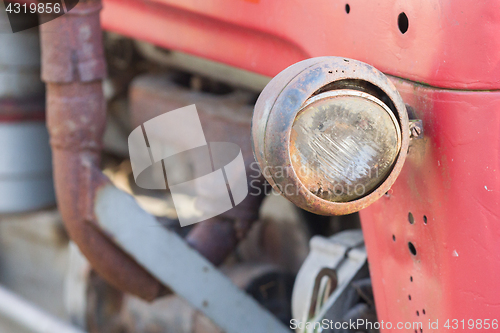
[252, 57, 409, 216]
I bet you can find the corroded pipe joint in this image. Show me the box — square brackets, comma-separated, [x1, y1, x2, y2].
[186, 186, 266, 266]
[40, 0, 106, 84]
[40, 0, 165, 300]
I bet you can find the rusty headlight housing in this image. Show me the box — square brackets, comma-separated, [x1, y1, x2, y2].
[252, 57, 409, 215]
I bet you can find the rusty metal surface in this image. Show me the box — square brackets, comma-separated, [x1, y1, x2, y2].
[185, 217, 239, 266]
[252, 57, 409, 216]
[130, 74, 265, 265]
[40, 0, 165, 301]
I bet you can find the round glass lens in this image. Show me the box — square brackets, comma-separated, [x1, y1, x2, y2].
[290, 92, 400, 202]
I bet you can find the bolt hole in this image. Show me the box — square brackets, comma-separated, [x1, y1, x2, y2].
[410, 276, 413, 282]
[328, 70, 332, 73]
[392, 235, 396, 242]
[398, 12, 409, 34]
[423, 215, 428, 224]
[408, 242, 417, 256]
[408, 295, 412, 300]
[408, 212, 415, 224]
[345, 4, 350, 14]
[423, 309, 426, 315]
[416, 310, 420, 316]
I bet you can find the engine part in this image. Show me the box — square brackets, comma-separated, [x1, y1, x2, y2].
[292, 230, 371, 333]
[252, 57, 409, 216]
[223, 263, 295, 325]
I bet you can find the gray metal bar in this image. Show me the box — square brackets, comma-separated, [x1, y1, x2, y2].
[94, 184, 290, 333]
[0, 285, 86, 333]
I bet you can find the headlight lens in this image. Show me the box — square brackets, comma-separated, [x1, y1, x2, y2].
[290, 90, 401, 202]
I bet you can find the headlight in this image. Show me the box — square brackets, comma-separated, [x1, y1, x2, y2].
[252, 57, 409, 215]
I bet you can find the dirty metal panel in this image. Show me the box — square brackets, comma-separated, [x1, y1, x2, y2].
[360, 77, 500, 330]
[101, 0, 500, 90]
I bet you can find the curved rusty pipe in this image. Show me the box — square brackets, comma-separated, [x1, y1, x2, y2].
[40, 0, 165, 300]
[40, 0, 264, 298]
